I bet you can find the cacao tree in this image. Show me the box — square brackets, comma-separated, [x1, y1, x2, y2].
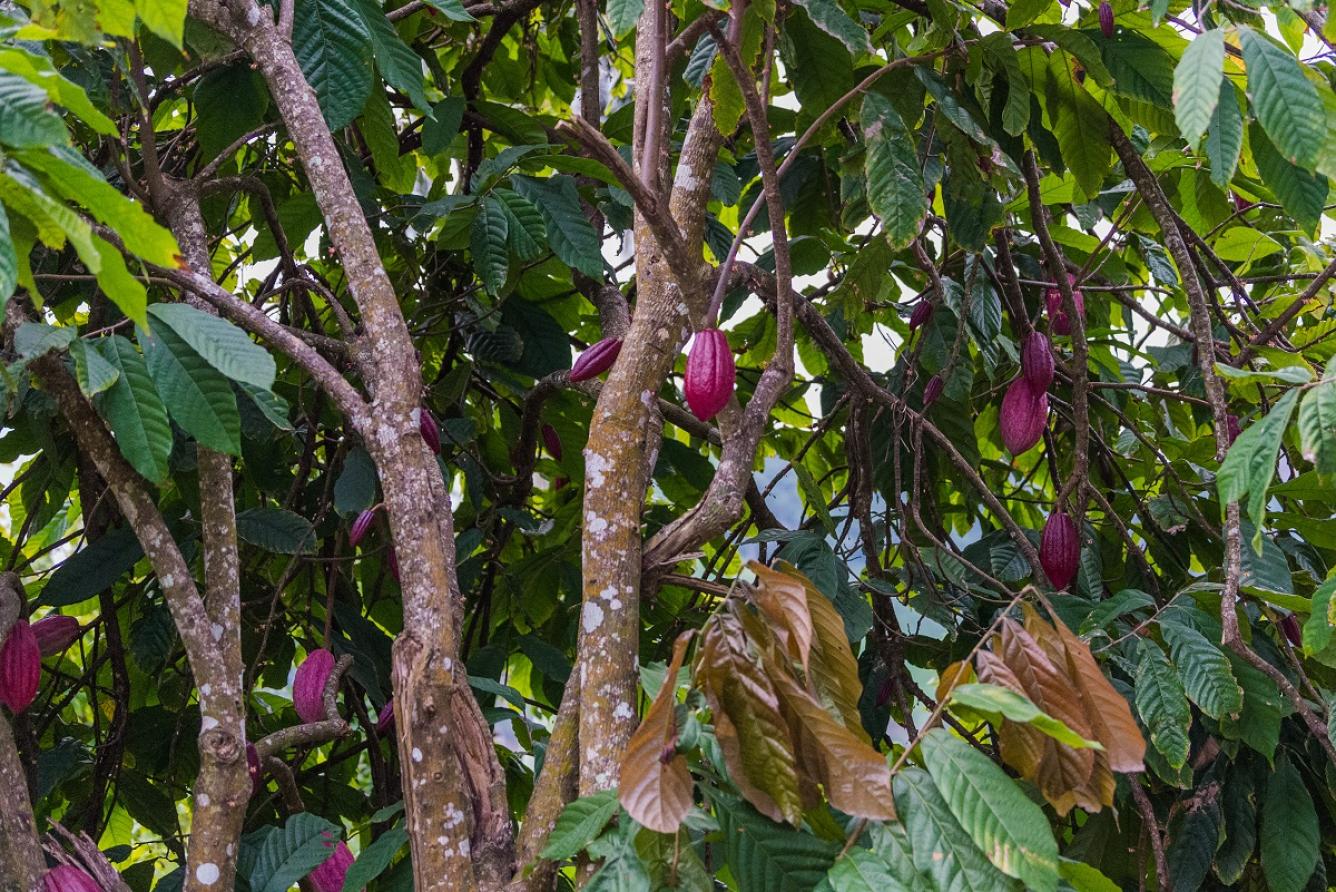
[0, 0, 1333, 888]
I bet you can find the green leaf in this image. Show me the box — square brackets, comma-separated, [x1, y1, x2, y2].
[1216, 388, 1299, 553]
[607, 0, 643, 38]
[70, 339, 119, 396]
[1213, 362, 1312, 385]
[422, 97, 466, 155]
[1298, 378, 1336, 477]
[341, 827, 407, 892]
[494, 188, 545, 262]
[1162, 622, 1242, 720]
[90, 236, 149, 331]
[135, 0, 187, 47]
[0, 47, 117, 135]
[422, 0, 476, 21]
[293, 0, 374, 131]
[715, 795, 840, 892]
[1215, 770, 1256, 885]
[1046, 50, 1109, 200]
[1080, 588, 1155, 633]
[357, 0, 430, 111]
[790, 0, 871, 54]
[236, 507, 318, 555]
[143, 323, 242, 455]
[471, 194, 510, 295]
[1251, 123, 1329, 234]
[1133, 643, 1191, 770]
[919, 730, 1059, 892]
[1058, 859, 1119, 892]
[1172, 30, 1224, 146]
[96, 335, 173, 483]
[43, 526, 143, 607]
[861, 93, 925, 248]
[819, 848, 918, 892]
[0, 204, 16, 310]
[1260, 758, 1319, 892]
[1239, 28, 1324, 169]
[0, 71, 68, 148]
[334, 447, 378, 516]
[147, 303, 276, 389]
[540, 789, 620, 860]
[1206, 80, 1243, 187]
[193, 64, 270, 166]
[893, 767, 1018, 892]
[861, 824, 931, 892]
[511, 175, 602, 278]
[1301, 578, 1336, 665]
[949, 683, 1103, 749]
[248, 812, 343, 892]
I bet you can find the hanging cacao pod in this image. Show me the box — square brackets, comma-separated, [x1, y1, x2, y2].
[1225, 414, 1242, 446]
[1040, 510, 1080, 591]
[349, 508, 377, 548]
[376, 698, 396, 736]
[999, 377, 1049, 455]
[923, 375, 945, 407]
[42, 866, 101, 892]
[1020, 331, 1055, 390]
[1044, 277, 1085, 336]
[293, 648, 336, 723]
[308, 840, 357, 892]
[568, 337, 623, 382]
[908, 301, 934, 331]
[0, 620, 40, 714]
[31, 615, 80, 657]
[541, 424, 563, 460]
[1280, 613, 1303, 648]
[684, 328, 735, 421]
[1098, 1, 1114, 37]
[418, 408, 441, 454]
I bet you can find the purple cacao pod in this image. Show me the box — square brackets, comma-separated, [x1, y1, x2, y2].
[293, 648, 336, 724]
[923, 375, 945, 407]
[1045, 277, 1085, 336]
[349, 508, 377, 548]
[1020, 331, 1055, 391]
[375, 698, 396, 736]
[1098, 1, 1114, 37]
[1280, 613, 1303, 648]
[309, 840, 357, 892]
[908, 301, 934, 331]
[1040, 510, 1080, 591]
[541, 424, 563, 461]
[0, 620, 40, 714]
[684, 328, 736, 421]
[568, 337, 623, 382]
[418, 408, 441, 454]
[43, 866, 101, 892]
[1225, 414, 1242, 446]
[999, 377, 1049, 455]
[1232, 192, 1256, 213]
[247, 742, 262, 795]
[31, 615, 80, 657]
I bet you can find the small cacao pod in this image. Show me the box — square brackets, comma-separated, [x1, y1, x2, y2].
[308, 840, 358, 892]
[1225, 413, 1242, 446]
[1232, 193, 1255, 213]
[31, 615, 80, 657]
[388, 547, 400, 583]
[908, 301, 934, 331]
[1280, 613, 1303, 648]
[999, 377, 1049, 455]
[1098, 1, 1114, 37]
[1020, 331, 1055, 391]
[43, 866, 100, 892]
[349, 508, 377, 548]
[541, 424, 563, 461]
[1040, 510, 1080, 591]
[568, 337, 623, 382]
[375, 698, 396, 736]
[1044, 277, 1085, 336]
[247, 742, 262, 795]
[684, 328, 735, 421]
[418, 408, 441, 454]
[0, 620, 40, 713]
[293, 648, 336, 723]
[922, 375, 945, 407]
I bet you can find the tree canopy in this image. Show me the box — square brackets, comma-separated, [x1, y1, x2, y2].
[0, 0, 1334, 889]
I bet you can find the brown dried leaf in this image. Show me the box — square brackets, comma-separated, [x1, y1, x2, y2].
[697, 614, 804, 825]
[620, 632, 694, 833]
[1052, 615, 1146, 774]
[749, 560, 814, 674]
[936, 659, 974, 703]
[976, 650, 1047, 780]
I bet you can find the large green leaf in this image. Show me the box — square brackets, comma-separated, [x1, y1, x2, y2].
[43, 526, 143, 607]
[919, 730, 1058, 892]
[144, 323, 242, 455]
[0, 47, 116, 135]
[340, 827, 407, 892]
[236, 507, 318, 555]
[147, 303, 276, 390]
[0, 204, 16, 310]
[357, 0, 430, 111]
[96, 335, 173, 483]
[540, 789, 620, 860]
[194, 65, 271, 166]
[1298, 377, 1336, 477]
[1205, 80, 1243, 187]
[1260, 758, 1319, 892]
[511, 175, 602, 279]
[1239, 28, 1324, 170]
[948, 683, 1102, 749]
[471, 194, 510, 296]
[70, 339, 119, 396]
[861, 93, 925, 248]
[1133, 643, 1190, 770]
[1162, 622, 1242, 720]
[607, 0, 643, 37]
[1047, 50, 1109, 200]
[1216, 388, 1299, 553]
[790, 0, 871, 54]
[819, 847, 922, 892]
[716, 796, 840, 892]
[1251, 123, 1329, 234]
[894, 768, 1014, 892]
[0, 71, 67, 148]
[248, 812, 343, 892]
[1172, 30, 1224, 146]
[135, 0, 187, 47]
[292, 0, 374, 130]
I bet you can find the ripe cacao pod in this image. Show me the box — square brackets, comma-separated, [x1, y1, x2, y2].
[31, 615, 80, 657]
[1225, 414, 1242, 446]
[247, 742, 262, 795]
[568, 337, 623, 382]
[293, 648, 336, 723]
[376, 698, 396, 736]
[1098, 0, 1114, 36]
[541, 424, 562, 460]
[923, 375, 945, 407]
[349, 508, 377, 548]
[1232, 193, 1256, 213]
[0, 620, 40, 713]
[1020, 331, 1055, 391]
[1044, 277, 1085, 336]
[42, 866, 100, 892]
[684, 328, 735, 421]
[308, 840, 357, 892]
[908, 301, 934, 331]
[1040, 511, 1080, 591]
[999, 377, 1049, 455]
[1280, 613, 1303, 648]
[418, 408, 441, 454]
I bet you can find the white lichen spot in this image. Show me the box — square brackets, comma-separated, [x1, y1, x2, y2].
[585, 450, 611, 487]
[444, 802, 465, 828]
[674, 164, 701, 193]
[412, 747, 424, 763]
[587, 514, 609, 536]
[443, 657, 453, 671]
[200, 684, 211, 696]
[583, 601, 605, 633]
[160, 575, 174, 588]
[600, 586, 618, 601]
[197, 793, 210, 807]
[200, 716, 219, 732]
[459, 839, 470, 856]
[610, 598, 623, 609]
[211, 623, 224, 642]
[614, 701, 634, 720]
[196, 863, 220, 886]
